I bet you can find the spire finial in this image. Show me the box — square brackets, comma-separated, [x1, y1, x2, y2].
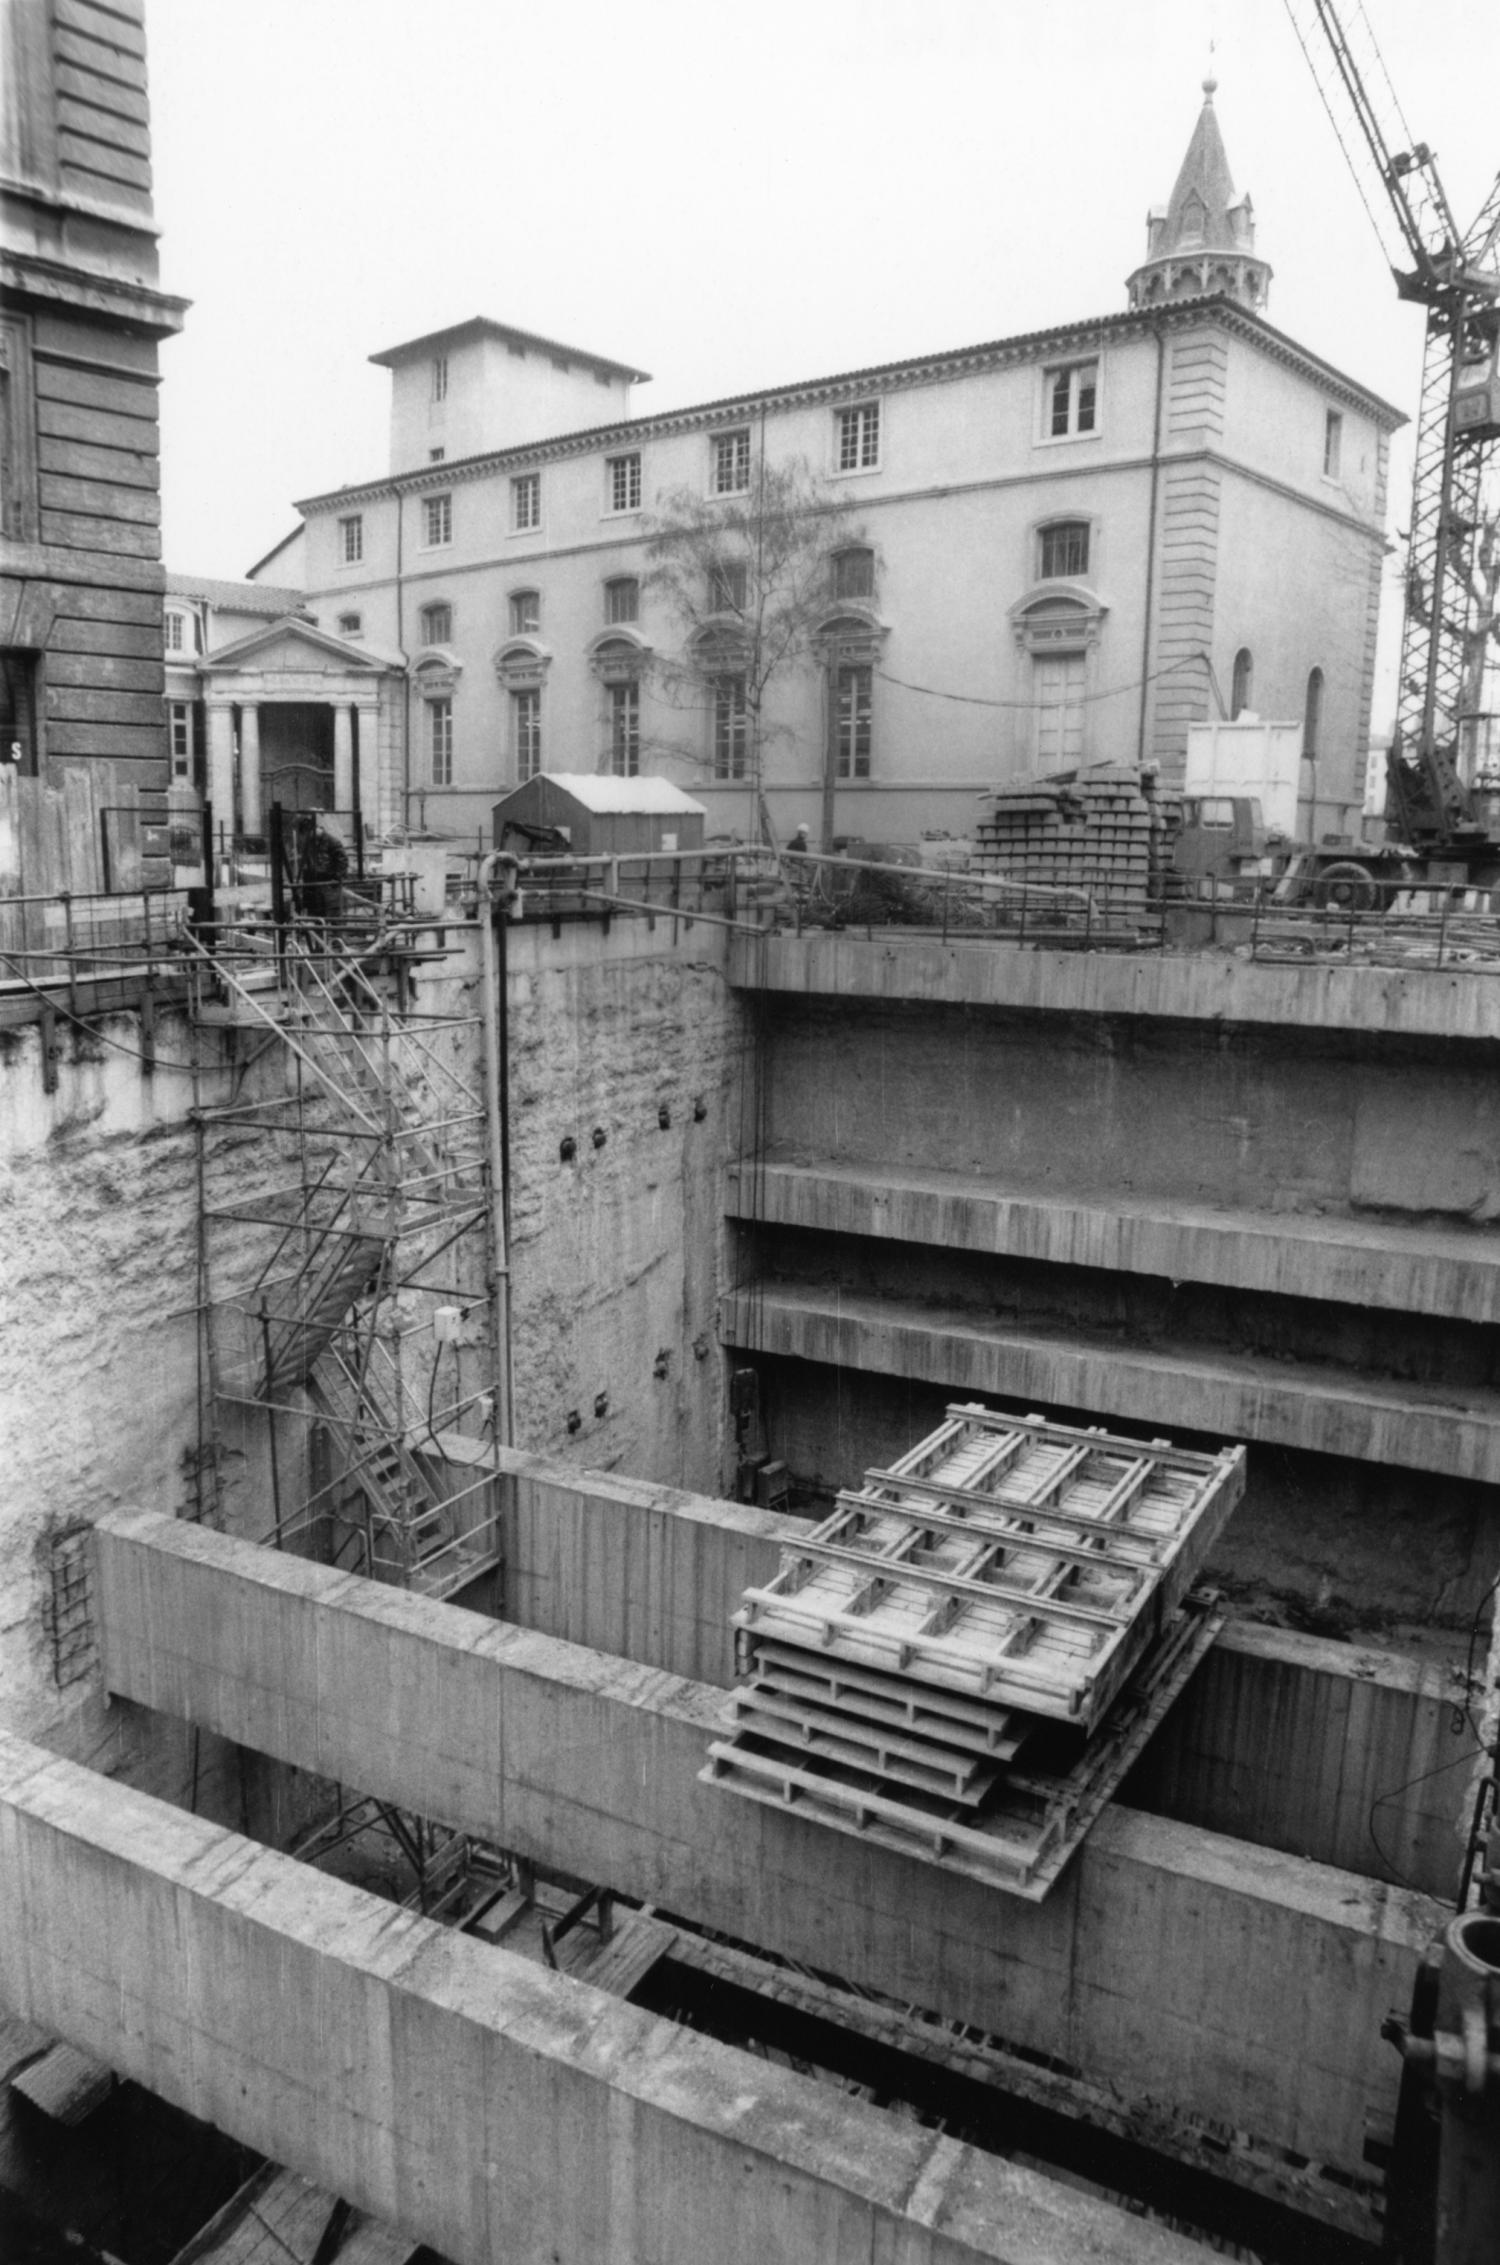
[1204, 36, 1217, 99]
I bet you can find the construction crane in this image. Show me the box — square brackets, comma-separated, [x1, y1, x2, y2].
[1285, 0, 1500, 872]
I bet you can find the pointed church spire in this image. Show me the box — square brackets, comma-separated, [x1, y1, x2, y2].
[1126, 78, 1272, 312]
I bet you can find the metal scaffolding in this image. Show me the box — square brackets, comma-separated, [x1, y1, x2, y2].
[184, 896, 504, 1599]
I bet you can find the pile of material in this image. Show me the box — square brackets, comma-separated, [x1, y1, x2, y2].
[704, 1404, 1244, 1898]
[972, 768, 1179, 924]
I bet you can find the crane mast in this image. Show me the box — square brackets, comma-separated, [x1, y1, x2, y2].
[1285, 0, 1500, 855]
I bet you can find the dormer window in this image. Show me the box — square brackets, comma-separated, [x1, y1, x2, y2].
[1045, 361, 1098, 438]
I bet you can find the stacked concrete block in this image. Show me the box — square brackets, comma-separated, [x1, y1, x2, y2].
[973, 769, 1178, 926]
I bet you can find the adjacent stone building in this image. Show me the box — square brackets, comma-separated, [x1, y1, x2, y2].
[253, 83, 1401, 848]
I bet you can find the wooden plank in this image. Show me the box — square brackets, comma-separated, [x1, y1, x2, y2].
[38, 433, 160, 489]
[37, 395, 161, 453]
[64, 765, 103, 894]
[47, 686, 167, 726]
[750, 1640, 1029, 1757]
[731, 1684, 999, 1803]
[40, 473, 161, 525]
[569, 1913, 678, 1999]
[31, 361, 159, 417]
[54, 57, 151, 122]
[38, 508, 161, 558]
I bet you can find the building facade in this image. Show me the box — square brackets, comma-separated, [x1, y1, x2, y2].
[252, 87, 1400, 849]
[1, 0, 186, 814]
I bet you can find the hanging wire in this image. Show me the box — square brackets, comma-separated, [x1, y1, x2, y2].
[874, 650, 1206, 712]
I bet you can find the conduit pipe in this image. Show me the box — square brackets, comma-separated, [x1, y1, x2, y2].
[477, 852, 518, 1447]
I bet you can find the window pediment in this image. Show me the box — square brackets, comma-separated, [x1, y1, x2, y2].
[817, 608, 888, 667]
[1010, 585, 1106, 653]
[589, 630, 651, 684]
[413, 648, 461, 698]
[493, 638, 552, 690]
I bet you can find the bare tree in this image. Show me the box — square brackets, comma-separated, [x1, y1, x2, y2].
[645, 451, 865, 843]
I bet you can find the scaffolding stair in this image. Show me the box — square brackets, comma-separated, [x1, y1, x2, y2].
[259, 1229, 386, 1398]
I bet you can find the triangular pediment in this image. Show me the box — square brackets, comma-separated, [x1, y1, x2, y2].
[202, 614, 395, 676]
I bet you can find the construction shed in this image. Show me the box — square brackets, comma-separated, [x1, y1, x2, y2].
[492, 773, 707, 857]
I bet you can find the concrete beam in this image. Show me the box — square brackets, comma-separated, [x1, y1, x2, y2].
[465, 1438, 1463, 1895]
[732, 1159, 1500, 1325]
[94, 1510, 1443, 2179]
[728, 931, 1500, 1042]
[722, 1281, 1500, 1481]
[0, 1730, 1208, 2265]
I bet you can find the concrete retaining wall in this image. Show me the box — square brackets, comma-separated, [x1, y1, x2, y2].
[0, 1728, 1207, 2265]
[93, 1510, 1443, 2178]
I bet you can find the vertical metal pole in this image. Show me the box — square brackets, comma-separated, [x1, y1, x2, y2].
[477, 856, 515, 1449]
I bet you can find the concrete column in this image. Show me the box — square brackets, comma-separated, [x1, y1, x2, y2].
[333, 703, 354, 816]
[205, 701, 236, 850]
[239, 703, 262, 835]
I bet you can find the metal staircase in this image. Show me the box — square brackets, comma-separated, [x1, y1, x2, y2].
[187, 896, 502, 1596]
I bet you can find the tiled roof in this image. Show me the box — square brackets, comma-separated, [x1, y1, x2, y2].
[167, 574, 306, 614]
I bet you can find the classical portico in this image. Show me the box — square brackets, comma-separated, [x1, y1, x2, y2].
[197, 616, 400, 843]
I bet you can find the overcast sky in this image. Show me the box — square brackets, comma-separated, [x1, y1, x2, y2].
[147, 0, 1498, 720]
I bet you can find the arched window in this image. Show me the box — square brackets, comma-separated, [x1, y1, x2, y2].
[1231, 648, 1253, 719]
[1038, 520, 1090, 579]
[831, 546, 875, 601]
[420, 601, 452, 646]
[1303, 667, 1324, 759]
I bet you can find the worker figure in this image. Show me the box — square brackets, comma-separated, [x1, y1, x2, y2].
[289, 811, 348, 925]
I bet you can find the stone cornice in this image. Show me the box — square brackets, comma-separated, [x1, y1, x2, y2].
[1, 248, 188, 338]
[295, 296, 1404, 524]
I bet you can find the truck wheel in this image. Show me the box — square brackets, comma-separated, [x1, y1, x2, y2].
[1311, 861, 1380, 913]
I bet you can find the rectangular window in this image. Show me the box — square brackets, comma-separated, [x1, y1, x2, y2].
[420, 601, 452, 645]
[712, 674, 748, 779]
[423, 493, 452, 547]
[1323, 409, 1343, 478]
[512, 687, 542, 781]
[429, 447, 445, 463]
[512, 473, 541, 531]
[609, 679, 640, 776]
[835, 402, 881, 472]
[605, 577, 639, 624]
[607, 452, 642, 513]
[711, 428, 751, 494]
[1046, 362, 1098, 438]
[433, 353, 448, 402]
[833, 664, 872, 779]
[708, 560, 748, 613]
[169, 700, 192, 779]
[165, 611, 185, 651]
[429, 698, 453, 786]
[337, 611, 363, 636]
[1039, 521, 1090, 578]
[832, 548, 875, 601]
[509, 589, 540, 634]
[339, 514, 363, 564]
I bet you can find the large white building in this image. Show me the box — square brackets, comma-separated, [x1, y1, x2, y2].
[225, 84, 1401, 848]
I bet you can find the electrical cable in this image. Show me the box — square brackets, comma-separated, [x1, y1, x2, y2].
[0, 946, 197, 1071]
[873, 650, 1205, 712]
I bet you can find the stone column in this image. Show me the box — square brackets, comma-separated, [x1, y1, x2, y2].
[240, 703, 262, 835]
[353, 698, 379, 835]
[205, 701, 236, 851]
[333, 702, 354, 817]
